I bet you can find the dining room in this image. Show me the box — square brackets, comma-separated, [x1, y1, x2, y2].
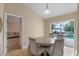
[2, 3, 78, 56]
[1, 1, 79, 59]
[26, 3, 77, 56]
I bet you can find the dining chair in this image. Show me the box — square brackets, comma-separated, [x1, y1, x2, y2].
[53, 39, 64, 56]
[57, 34, 63, 40]
[28, 37, 45, 56]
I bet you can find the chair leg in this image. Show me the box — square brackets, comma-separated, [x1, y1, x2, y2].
[28, 49, 31, 56]
[28, 45, 32, 56]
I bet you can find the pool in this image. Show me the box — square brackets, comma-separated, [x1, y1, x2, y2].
[52, 34, 74, 39]
[63, 34, 74, 39]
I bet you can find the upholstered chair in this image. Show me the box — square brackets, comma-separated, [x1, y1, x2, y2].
[28, 37, 45, 56]
[53, 39, 64, 56]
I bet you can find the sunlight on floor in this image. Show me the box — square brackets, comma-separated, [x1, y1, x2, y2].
[64, 46, 74, 56]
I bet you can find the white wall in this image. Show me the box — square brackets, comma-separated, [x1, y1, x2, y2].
[3, 3, 45, 51]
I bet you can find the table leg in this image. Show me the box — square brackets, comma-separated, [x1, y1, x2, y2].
[44, 48, 46, 56]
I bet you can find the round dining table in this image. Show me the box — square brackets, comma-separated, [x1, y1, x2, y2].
[36, 36, 56, 56]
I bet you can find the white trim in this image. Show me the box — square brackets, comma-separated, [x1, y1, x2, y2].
[4, 13, 23, 18]
[3, 13, 8, 55]
[73, 19, 77, 56]
[3, 13, 24, 55]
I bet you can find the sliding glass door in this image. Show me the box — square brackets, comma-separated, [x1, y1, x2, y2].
[51, 20, 74, 47]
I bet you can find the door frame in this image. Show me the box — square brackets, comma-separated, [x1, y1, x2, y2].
[3, 13, 24, 55]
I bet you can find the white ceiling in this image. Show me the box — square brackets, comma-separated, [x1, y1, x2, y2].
[25, 3, 77, 19]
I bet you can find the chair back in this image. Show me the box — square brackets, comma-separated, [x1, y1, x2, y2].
[53, 39, 64, 56]
[29, 37, 37, 55]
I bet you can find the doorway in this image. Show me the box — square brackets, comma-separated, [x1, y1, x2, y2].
[4, 13, 23, 54]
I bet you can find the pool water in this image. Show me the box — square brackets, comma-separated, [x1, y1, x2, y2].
[63, 34, 74, 39]
[53, 34, 74, 39]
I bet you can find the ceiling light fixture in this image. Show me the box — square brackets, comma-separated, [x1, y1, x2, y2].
[43, 3, 51, 14]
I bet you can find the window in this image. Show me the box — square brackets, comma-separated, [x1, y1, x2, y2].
[51, 21, 74, 40]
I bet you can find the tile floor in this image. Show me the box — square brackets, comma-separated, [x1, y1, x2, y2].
[64, 46, 74, 56]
